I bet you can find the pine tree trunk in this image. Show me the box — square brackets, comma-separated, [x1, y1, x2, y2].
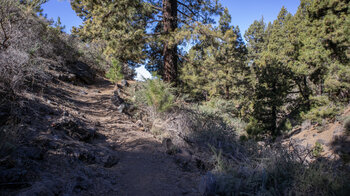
[162, 0, 178, 84]
[225, 84, 230, 99]
[271, 82, 278, 136]
[303, 76, 311, 110]
[225, 70, 230, 99]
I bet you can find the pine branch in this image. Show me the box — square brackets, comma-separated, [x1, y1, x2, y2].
[177, 9, 192, 19]
[177, 1, 197, 17]
[150, 4, 163, 11]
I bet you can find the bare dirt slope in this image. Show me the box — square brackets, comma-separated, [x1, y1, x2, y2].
[83, 79, 200, 196]
[2, 77, 200, 196]
[285, 107, 350, 160]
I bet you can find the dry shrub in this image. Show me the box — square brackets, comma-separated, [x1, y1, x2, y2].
[0, 0, 51, 95]
[0, 0, 110, 98]
[127, 81, 238, 151]
[146, 105, 238, 155]
[146, 100, 350, 195]
[127, 82, 350, 195]
[212, 141, 350, 195]
[0, 0, 110, 158]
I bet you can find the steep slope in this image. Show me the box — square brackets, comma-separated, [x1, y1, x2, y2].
[285, 107, 350, 160]
[0, 76, 201, 195]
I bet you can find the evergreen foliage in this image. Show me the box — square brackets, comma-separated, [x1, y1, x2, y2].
[145, 79, 175, 112]
[19, 0, 48, 14]
[181, 9, 250, 112]
[105, 59, 124, 83]
[248, 8, 295, 136]
[244, 1, 350, 136]
[69, 0, 350, 137]
[1, 1, 350, 195]
[70, 0, 223, 83]
[143, 0, 223, 83]
[301, 95, 341, 124]
[135, 77, 175, 112]
[53, 17, 65, 33]
[70, 0, 150, 66]
[312, 141, 324, 158]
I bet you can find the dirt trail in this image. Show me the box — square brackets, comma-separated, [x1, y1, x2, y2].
[53, 78, 201, 196]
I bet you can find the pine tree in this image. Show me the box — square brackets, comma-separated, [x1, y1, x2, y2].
[215, 9, 249, 100]
[181, 8, 250, 105]
[145, 0, 223, 84]
[180, 23, 218, 100]
[19, 0, 48, 14]
[305, 0, 350, 102]
[247, 7, 295, 136]
[282, 0, 350, 124]
[70, 0, 223, 84]
[244, 17, 268, 69]
[246, 1, 350, 136]
[245, 18, 268, 135]
[70, 0, 152, 74]
[283, 3, 313, 110]
[54, 17, 65, 33]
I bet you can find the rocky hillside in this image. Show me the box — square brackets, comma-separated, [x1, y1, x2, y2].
[1, 65, 350, 195]
[1, 1, 349, 195]
[0, 2, 204, 194]
[285, 107, 350, 161]
[0, 65, 205, 195]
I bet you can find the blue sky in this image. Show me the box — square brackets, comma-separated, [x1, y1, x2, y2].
[42, 0, 300, 80]
[221, 0, 299, 35]
[42, 0, 300, 34]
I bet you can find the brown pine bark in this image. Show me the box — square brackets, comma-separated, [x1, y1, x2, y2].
[162, 0, 178, 84]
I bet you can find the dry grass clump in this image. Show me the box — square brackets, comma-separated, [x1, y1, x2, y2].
[212, 142, 350, 195]
[127, 80, 242, 152]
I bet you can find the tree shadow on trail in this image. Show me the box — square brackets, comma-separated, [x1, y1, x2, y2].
[0, 81, 202, 195]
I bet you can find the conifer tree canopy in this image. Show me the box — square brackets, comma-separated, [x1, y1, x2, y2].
[70, 0, 223, 84]
[70, 0, 350, 137]
[245, 1, 350, 136]
[181, 8, 250, 107]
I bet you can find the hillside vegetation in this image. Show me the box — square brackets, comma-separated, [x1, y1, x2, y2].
[1, 0, 350, 195]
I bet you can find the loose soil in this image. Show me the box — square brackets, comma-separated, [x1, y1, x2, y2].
[1, 77, 200, 196]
